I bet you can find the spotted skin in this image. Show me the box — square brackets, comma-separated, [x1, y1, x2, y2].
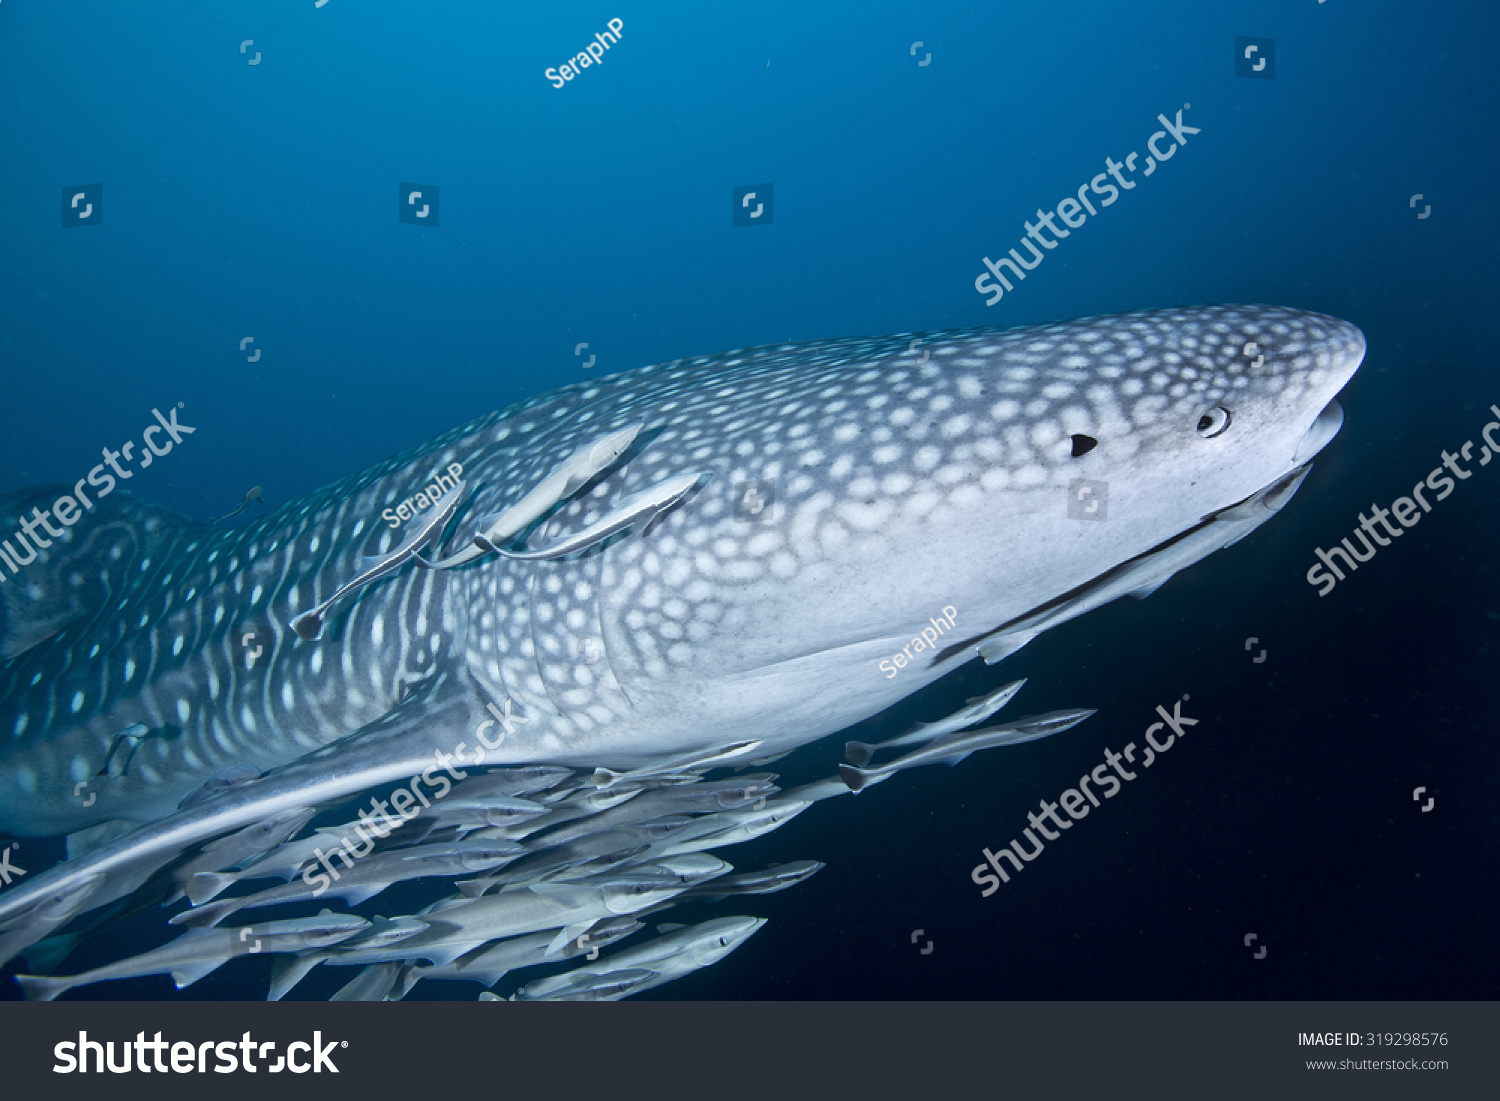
[0, 305, 1363, 838]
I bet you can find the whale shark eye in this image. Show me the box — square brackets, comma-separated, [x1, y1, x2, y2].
[1196, 406, 1232, 438]
[1070, 434, 1098, 457]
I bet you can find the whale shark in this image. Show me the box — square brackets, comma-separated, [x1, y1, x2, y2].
[0, 304, 1365, 990]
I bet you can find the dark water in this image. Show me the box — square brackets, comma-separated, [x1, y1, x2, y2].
[0, 0, 1495, 1000]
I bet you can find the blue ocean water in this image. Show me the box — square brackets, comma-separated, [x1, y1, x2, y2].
[0, 0, 1495, 999]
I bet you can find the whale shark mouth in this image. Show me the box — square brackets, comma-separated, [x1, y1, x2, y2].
[1294, 399, 1346, 466]
[937, 460, 1320, 670]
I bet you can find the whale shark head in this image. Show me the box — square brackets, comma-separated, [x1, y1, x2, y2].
[518, 304, 1364, 762]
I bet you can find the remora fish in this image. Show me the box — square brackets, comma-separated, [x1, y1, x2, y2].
[844, 679, 1026, 766]
[266, 914, 430, 1001]
[513, 915, 767, 1001]
[680, 859, 826, 901]
[838, 709, 1097, 792]
[396, 914, 645, 995]
[209, 486, 265, 525]
[0, 306, 1364, 974]
[16, 911, 370, 1000]
[337, 855, 729, 968]
[290, 479, 466, 640]
[174, 839, 526, 926]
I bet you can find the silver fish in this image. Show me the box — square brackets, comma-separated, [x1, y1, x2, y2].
[289, 478, 465, 640]
[330, 962, 402, 1002]
[538, 777, 780, 846]
[0, 875, 102, 969]
[375, 855, 730, 968]
[399, 914, 645, 994]
[590, 741, 766, 790]
[839, 709, 1096, 792]
[681, 859, 826, 901]
[173, 839, 526, 926]
[497, 470, 710, 561]
[513, 916, 766, 1001]
[448, 423, 644, 564]
[510, 967, 659, 1002]
[17, 911, 369, 1000]
[209, 485, 265, 525]
[845, 679, 1026, 766]
[165, 806, 317, 904]
[267, 914, 429, 1001]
